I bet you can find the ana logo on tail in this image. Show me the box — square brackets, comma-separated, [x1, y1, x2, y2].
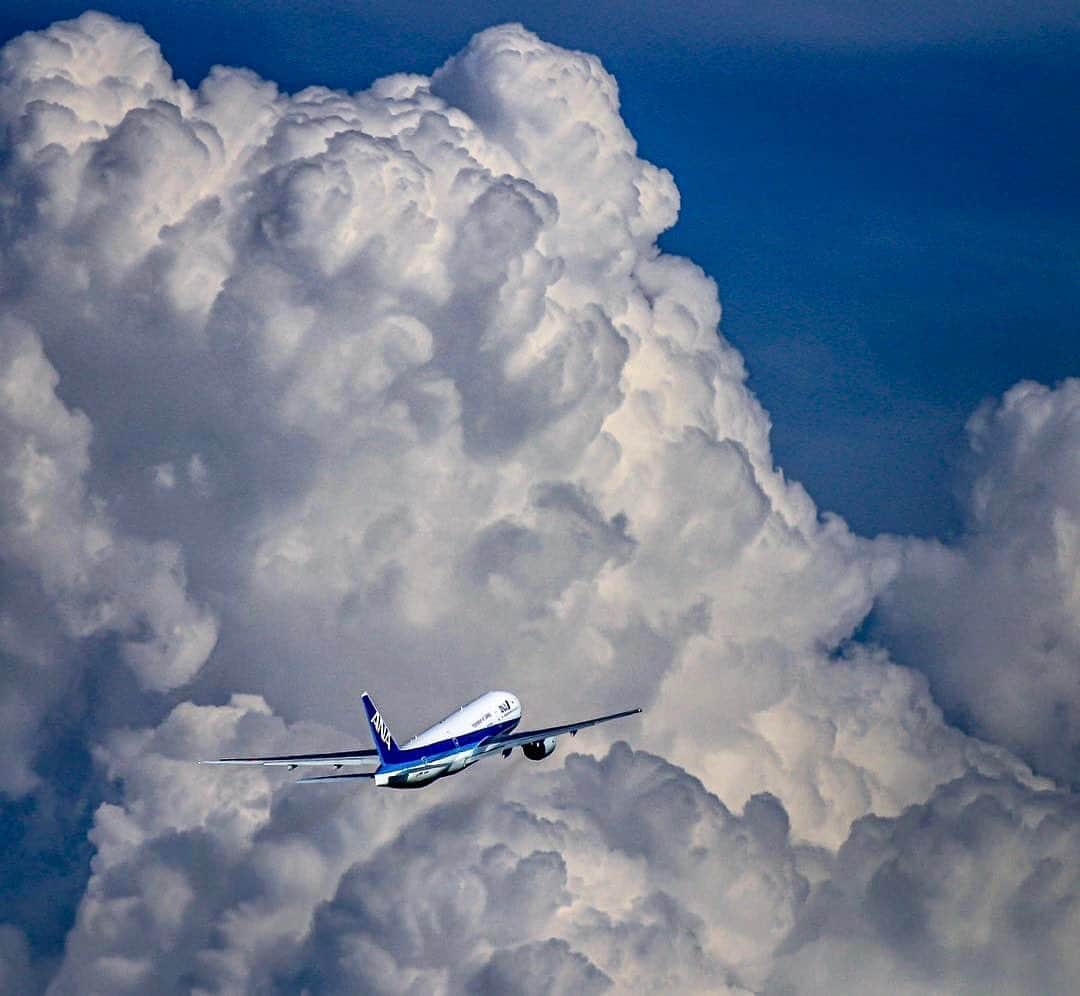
[371, 709, 393, 749]
[361, 692, 402, 763]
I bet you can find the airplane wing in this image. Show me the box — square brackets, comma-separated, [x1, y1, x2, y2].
[482, 707, 642, 753]
[297, 771, 377, 783]
[200, 747, 378, 768]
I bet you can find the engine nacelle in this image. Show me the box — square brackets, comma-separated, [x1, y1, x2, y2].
[522, 737, 557, 761]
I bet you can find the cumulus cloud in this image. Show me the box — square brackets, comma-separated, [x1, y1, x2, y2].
[0, 11, 1075, 994]
[770, 771, 1080, 995]
[51, 698, 811, 994]
[878, 380, 1080, 784]
[47, 696, 401, 995]
[50, 700, 1080, 995]
[0, 316, 216, 793]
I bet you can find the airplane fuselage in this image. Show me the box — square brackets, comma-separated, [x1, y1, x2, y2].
[374, 690, 521, 788]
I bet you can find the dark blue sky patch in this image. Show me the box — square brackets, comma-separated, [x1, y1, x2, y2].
[0, 735, 98, 958]
[633, 40, 1080, 536]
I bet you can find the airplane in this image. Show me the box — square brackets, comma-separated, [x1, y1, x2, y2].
[202, 691, 641, 789]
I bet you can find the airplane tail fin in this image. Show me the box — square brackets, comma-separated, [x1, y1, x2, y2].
[362, 692, 404, 764]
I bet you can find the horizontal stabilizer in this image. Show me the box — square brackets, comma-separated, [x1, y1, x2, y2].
[200, 748, 377, 767]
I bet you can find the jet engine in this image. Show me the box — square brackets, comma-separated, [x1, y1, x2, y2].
[522, 737, 557, 761]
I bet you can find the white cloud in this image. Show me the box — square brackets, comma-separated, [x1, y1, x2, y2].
[0, 12, 1074, 994]
[152, 462, 176, 490]
[52, 700, 1079, 995]
[51, 698, 813, 994]
[878, 380, 1080, 783]
[0, 317, 216, 792]
[769, 771, 1080, 995]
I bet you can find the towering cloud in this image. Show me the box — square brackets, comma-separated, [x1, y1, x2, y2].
[878, 379, 1080, 784]
[0, 12, 1074, 993]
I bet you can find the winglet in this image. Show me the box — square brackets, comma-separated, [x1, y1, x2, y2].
[361, 692, 403, 764]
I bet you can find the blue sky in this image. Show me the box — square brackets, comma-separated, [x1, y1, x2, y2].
[4, 1, 1076, 537]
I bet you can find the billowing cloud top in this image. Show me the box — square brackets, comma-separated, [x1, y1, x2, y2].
[1, 13, 1077, 994]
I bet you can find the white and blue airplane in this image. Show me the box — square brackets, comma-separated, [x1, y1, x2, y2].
[204, 691, 641, 789]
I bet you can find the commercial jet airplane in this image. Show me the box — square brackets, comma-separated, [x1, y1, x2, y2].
[203, 691, 641, 789]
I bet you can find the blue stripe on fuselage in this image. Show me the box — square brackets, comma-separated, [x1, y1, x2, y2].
[375, 717, 520, 774]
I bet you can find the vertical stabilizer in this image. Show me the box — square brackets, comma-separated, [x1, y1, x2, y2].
[362, 692, 403, 764]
